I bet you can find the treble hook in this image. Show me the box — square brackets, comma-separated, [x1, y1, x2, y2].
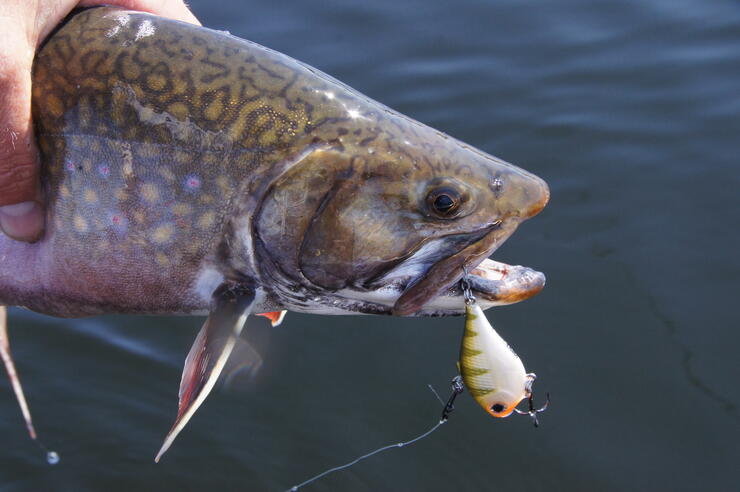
[441, 376, 465, 421]
[514, 392, 550, 427]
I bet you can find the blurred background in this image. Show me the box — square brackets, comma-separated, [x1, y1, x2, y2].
[2, 0, 739, 490]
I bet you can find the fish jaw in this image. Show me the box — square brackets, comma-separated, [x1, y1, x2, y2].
[390, 219, 517, 316]
[268, 257, 544, 317]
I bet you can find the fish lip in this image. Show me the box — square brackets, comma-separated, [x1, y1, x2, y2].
[465, 259, 546, 304]
[392, 219, 517, 316]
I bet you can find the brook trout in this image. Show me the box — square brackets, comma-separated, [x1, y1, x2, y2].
[0, 7, 549, 459]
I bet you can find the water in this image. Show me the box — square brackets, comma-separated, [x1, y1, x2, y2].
[2, 0, 739, 490]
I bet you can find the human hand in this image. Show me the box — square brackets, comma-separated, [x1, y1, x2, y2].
[0, 0, 199, 242]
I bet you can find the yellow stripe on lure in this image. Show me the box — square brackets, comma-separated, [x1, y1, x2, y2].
[459, 302, 536, 418]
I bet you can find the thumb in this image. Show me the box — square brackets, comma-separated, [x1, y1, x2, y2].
[0, 29, 44, 242]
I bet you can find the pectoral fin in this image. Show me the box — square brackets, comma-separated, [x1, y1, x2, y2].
[155, 284, 256, 462]
[0, 306, 38, 441]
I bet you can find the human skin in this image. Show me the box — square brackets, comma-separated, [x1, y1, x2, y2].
[0, 0, 199, 242]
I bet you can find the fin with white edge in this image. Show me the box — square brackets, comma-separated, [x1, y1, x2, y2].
[0, 305, 38, 441]
[155, 283, 256, 462]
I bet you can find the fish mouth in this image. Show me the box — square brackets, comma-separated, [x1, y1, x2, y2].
[392, 219, 539, 315]
[461, 258, 545, 305]
[270, 219, 545, 317]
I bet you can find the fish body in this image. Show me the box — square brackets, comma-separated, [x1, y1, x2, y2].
[0, 7, 548, 318]
[460, 302, 532, 418]
[0, 7, 549, 457]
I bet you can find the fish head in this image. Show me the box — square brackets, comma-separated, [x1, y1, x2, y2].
[254, 95, 548, 316]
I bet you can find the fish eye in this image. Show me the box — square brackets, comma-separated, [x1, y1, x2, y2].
[427, 188, 461, 218]
[491, 403, 506, 413]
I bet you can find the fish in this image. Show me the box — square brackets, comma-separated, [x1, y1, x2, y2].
[0, 6, 549, 459]
[459, 301, 535, 418]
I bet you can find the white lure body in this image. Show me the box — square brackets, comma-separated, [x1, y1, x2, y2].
[459, 303, 533, 417]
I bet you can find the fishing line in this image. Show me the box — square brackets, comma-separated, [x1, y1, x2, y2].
[1, 306, 59, 465]
[427, 383, 446, 406]
[286, 381, 461, 491]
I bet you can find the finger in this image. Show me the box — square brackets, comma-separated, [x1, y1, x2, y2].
[0, 0, 200, 244]
[0, 37, 44, 242]
[78, 0, 201, 26]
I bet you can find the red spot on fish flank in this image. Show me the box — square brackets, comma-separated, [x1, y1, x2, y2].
[65, 161, 75, 172]
[108, 211, 129, 233]
[184, 175, 201, 191]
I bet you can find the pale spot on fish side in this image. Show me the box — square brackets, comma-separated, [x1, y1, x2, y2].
[155, 252, 170, 267]
[172, 203, 193, 216]
[199, 195, 215, 205]
[74, 214, 88, 233]
[84, 189, 98, 203]
[152, 223, 175, 244]
[197, 211, 215, 229]
[216, 175, 230, 195]
[132, 210, 146, 226]
[141, 183, 160, 203]
[159, 166, 176, 182]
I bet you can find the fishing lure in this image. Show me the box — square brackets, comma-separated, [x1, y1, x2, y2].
[458, 279, 548, 423]
[287, 289, 549, 490]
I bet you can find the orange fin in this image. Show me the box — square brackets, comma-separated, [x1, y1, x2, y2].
[257, 310, 287, 327]
[0, 306, 38, 441]
[155, 284, 255, 462]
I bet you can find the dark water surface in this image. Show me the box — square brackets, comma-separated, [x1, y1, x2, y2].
[2, 0, 739, 490]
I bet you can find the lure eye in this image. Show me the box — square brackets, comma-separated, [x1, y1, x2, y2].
[427, 188, 461, 218]
[491, 403, 506, 413]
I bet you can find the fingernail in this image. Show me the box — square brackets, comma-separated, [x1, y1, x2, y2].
[0, 201, 45, 242]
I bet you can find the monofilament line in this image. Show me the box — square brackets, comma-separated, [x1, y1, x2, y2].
[286, 419, 447, 491]
[427, 383, 446, 406]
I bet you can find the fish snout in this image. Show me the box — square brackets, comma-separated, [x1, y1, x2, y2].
[499, 169, 549, 220]
[526, 173, 550, 219]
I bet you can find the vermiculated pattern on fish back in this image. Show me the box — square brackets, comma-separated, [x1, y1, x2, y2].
[30, 8, 408, 314]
